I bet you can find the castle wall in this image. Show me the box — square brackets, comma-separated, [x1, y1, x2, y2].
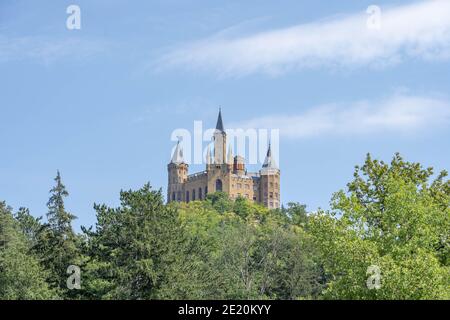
[168, 164, 280, 208]
[259, 170, 281, 209]
[229, 175, 259, 202]
[206, 164, 232, 195]
[184, 171, 208, 201]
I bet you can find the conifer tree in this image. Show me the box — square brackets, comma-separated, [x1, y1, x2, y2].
[34, 171, 81, 298]
[0, 202, 56, 299]
[15, 207, 42, 246]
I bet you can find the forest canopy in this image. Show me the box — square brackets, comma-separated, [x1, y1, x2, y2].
[1, 153, 449, 300]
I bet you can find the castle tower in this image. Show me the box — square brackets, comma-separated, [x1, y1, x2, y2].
[233, 156, 245, 176]
[227, 144, 234, 170]
[167, 140, 188, 202]
[206, 109, 231, 194]
[259, 143, 280, 208]
[206, 145, 213, 170]
[213, 108, 227, 165]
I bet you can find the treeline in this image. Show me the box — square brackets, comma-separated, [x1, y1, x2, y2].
[0, 153, 449, 300]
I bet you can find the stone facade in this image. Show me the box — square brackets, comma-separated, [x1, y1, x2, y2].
[167, 110, 280, 209]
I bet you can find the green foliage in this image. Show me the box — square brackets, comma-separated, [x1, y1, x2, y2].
[82, 183, 183, 299]
[161, 195, 323, 299]
[14, 207, 42, 246]
[283, 202, 308, 227]
[0, 202, 56, 299]
[205, 191, 233, 213]
[33, 171, 82, 298]
[310, 153, 450, 299]
[2, 153, 448, 300]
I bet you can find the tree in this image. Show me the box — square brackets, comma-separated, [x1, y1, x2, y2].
[14, 207, 42, 246]
[46, 171, 77, 233]
[33, 171, 82, 298]
[0, 202, 56, 299]
[157, 201, 226, 299]
[283, 202, 308, 227]
[171, 197, 322, 299]
[310, 153, 450, 299]
[205, 192, 233, 214]
[82, 183, 184, 299]
[214, 214, 322, 299]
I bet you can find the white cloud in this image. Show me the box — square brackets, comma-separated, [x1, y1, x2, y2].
[158, 0, 450, 76]
[230, 94, 450, 139]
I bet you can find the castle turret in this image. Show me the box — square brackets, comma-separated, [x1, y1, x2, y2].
[167, 140, 188, 202]
[259, 143, 280, 208]
[206, 145, 213, 167]
[213, 108, 227, 165]
[233, 156, 245, 176]
[227, 144, 234, 170]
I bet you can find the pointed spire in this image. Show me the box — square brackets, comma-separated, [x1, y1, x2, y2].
[227, 144, 233, 164]
[262, 142, 278, 169]
[170, 140, 184, 164]
[215, 108, 224, 132]
[206, 145, 213, 165]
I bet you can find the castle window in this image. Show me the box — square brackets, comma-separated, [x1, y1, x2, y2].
[216, 179, 223, 192]
[186, 191, 190, 202]
[172, 192, 176, 201]
[270, 202, 273, 208]
[192, 189, 196, 201]
[275, 193, 279, 199]
[245, 184, 249, 189]
[270, 192, 273, 199]
[199, 187, 202, 200]
[253, 196, 257, 201]
[177, 191, 182, 201]
[237, 183, 242, 189]
[205, 186, 208, 195]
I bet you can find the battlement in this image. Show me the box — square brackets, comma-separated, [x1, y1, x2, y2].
[187, 171, 207, 182]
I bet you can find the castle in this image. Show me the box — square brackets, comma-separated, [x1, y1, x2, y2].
[167, 110, 280, 209]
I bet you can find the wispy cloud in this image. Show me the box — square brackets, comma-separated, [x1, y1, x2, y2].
[158, 0, 450, 77]
[0, 35, 108, 64]
[230, 93, 450, 139]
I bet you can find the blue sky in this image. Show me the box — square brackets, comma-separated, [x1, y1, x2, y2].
[1, 0, 449, 230]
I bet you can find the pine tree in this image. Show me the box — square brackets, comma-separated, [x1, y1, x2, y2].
[14, 207, 42, 246]
[47, 171, 76, 233]
[0, 202, 56, 299]
[83, 183, 183, 299]
[34, 171, 82, 298]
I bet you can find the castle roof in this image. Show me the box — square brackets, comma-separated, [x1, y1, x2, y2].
[261, 143, 279, 171]
[170, 140, 185, 164]
[215, 108, 224, 132]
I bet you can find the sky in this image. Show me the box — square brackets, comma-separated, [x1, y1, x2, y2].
[1, 0, 449, 230]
